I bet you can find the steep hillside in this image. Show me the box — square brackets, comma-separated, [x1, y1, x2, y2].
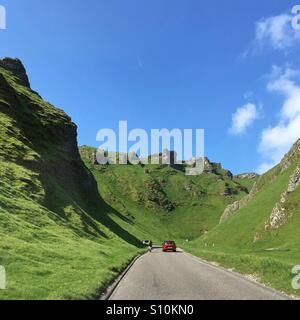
[0, 58, 261, 300]
[185, 139, 300, 296]
[80, 146, 256, 241]
[0, 58, 143, 300]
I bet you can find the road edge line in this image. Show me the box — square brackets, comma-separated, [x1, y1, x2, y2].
[99, 252, 147, 300]
[183, 251, 294, 300]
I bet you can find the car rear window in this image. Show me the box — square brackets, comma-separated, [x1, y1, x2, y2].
[165, 241, 175, 244]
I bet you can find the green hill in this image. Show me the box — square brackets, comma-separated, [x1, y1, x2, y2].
[79, 147, 256, 242]
[4, 57, 295, 299]
[184, 139, 300, 297]
[0, 58, 144, 300]
[0, 58, 255, 299]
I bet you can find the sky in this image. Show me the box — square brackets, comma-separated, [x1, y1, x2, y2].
[1, 0, 300, 174]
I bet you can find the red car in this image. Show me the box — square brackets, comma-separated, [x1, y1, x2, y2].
[162, 240, 177, 252]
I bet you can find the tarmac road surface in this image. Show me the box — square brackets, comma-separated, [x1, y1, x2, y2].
[109, 248, 289, 300]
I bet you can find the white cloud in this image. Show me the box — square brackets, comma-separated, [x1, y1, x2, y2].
[230, 103, 259, 135]
[256, 14, 298, 50]
[242, 12, 300, 57]
[258, 67, 300, 173]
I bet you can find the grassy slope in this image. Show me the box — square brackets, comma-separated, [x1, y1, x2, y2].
[0, 61, 258, 300]
[81, 147, 255, 245]
[0, 65, 144, 300]
[184, 158, 300, 296]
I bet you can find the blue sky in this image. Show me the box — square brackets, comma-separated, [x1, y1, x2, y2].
[1, 0, 300, 174]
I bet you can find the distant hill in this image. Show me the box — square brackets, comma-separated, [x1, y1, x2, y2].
[79, 146, 255, 240]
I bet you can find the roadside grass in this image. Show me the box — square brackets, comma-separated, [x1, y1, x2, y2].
[182, 161, 300, 297]
[182, 246, 300, 297]
[0, 232, 140, 300]
[0, 160, 143, 300]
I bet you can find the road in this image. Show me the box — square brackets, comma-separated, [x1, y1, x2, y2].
[109, 248, 288, 300]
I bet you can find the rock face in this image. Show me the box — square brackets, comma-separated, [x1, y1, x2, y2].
[235, 173, 259, 180]
[203, 157, 233, 179]
[265, 203, 289, 231]
[279, 138, 300, 173]
[184, 183, 205, 197]
[287, 166, 300, 192]
[80, 146, 98, 165]
[146, 150, 178, 166]
[262, 141, 300, 231]
[220, 182, 258, 223]
[0, 57, 30, 88]
[204, 157, 221, 174]
[220, 140, 300, 225]
[220, 184, 236, 197]
[265, 165, 300, 230]
[145, 179, 175, 212]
